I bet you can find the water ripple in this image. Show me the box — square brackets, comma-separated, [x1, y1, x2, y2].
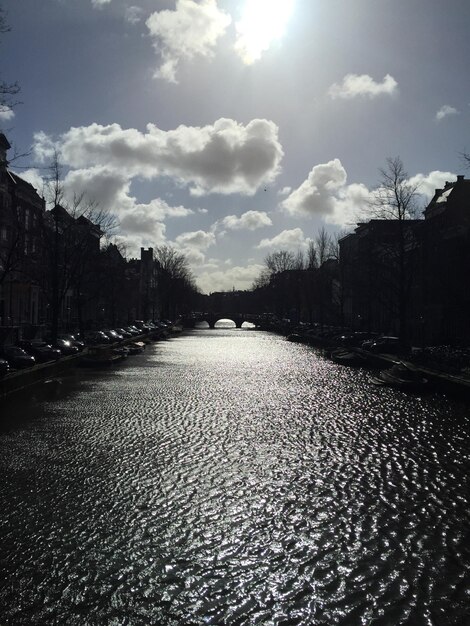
[0, 329, 469, 625]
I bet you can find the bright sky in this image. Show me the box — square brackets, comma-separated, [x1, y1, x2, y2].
[1, 0, 469, 293]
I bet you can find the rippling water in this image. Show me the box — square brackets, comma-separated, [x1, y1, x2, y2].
[0, 328, 469, 625]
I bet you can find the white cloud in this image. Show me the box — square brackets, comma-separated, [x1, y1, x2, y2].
[125, 6, 143, 24]
[64, 167, 131, 213]
[175, 229, 216, 250]
[0, 105, 14, 121]
[435, 105, 459, 121]
[328, 73, 398, 99]
[66, 167, 193, 220]
[32, 131, 57, 162]
[91, 0, 111, 8]
[196, 263, 265, 294]
[14, 168, 44, 193]
[221, 210, 272, 231]
[120, 210, 167, 240]
[281, 159, 371, 227]
[407, 170, 456, 198]
[35, 118, 283, 196]
[173, 229, 217, 267]
[282, 160, 458, 228]
[278, 186, 291, 196]
[62, 166, 193, 254]
[256, 228, 309, 250]
[282, 158, 347, 217]
[146, 0, 231, 83]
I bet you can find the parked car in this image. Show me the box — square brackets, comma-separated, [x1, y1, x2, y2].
[54, 338, 80, 356]
[115, 328, 132, 339]
[365, 336, 411, 356]
[18, 341, 61, 363]
[1, 346, 36, 369]
[0, 358, 10, 376]
[124, 326, 140, 336]
[128, 325, 143, 335]
[133, 321, 152, 333]
[85, 331, 111, 345]
[102, 329, 124, 342]
[59, 333, 85, 351]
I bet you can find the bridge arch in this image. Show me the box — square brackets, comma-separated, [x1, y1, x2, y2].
[208, 316, 244, 329]
[180, 312, 261, 329]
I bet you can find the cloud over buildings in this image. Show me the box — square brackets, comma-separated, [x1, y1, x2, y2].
[281, 159, 370, 226]
[328, 73, 398, 99]
[407, 170, 456, 198]
[256, 228, 309, 250]
[196, 263, 265, 294]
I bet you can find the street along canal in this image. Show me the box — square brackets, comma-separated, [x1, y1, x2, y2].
[0, 327, 469, 625]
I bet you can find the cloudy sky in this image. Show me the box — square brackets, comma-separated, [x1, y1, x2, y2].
[1, 0, 469, 292]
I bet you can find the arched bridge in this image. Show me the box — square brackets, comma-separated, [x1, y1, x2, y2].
[178, 312, 263, 329]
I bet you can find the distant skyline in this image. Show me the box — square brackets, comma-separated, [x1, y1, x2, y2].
[1, 0, 469, 293]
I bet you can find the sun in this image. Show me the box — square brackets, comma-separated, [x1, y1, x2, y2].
[235, 0, 295, 64]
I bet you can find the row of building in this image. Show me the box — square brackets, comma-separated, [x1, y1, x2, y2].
[246, 174, 470, 346]
[339, 175, 470, 345]
[0, 134, 197, 344]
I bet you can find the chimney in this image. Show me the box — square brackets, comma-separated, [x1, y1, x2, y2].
[456, 175, 464, 182]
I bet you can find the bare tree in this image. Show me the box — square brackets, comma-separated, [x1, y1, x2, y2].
[0, 6, 20, 123]
[306, 240, 318, 270]
[293, 249, 305, 270]
[154, 245, 198, 319]
[368, 156, 421, 339]
[371, 157, 419, 220]
[264, 250, 296, 274]
[311, 227, 335, 327]
[315, 227, 333, 265]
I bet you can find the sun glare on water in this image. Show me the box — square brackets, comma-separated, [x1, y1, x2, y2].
[235, 0, 295, 64]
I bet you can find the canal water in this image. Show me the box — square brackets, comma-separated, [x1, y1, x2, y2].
[0, 327, 469, 626]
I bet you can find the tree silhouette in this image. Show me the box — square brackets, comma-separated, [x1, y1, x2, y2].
[0, 6, 20, 124]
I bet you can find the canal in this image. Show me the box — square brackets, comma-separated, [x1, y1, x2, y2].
[0, 327, 469, 625]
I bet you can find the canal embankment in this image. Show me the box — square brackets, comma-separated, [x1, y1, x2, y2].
[0, 330, 178, 400]
[261, 320, 470, 397]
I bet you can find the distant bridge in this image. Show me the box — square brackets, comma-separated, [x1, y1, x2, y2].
[178, 312, 263, 329]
